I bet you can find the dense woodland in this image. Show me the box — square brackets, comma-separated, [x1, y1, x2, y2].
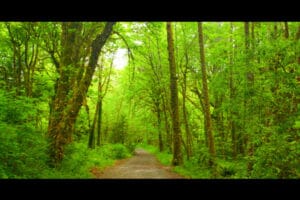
[0, 22, 299, 178]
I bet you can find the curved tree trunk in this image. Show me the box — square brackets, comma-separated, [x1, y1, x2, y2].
[47, 22, 115, 167]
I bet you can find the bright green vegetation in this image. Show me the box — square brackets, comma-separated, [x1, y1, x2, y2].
[0, 22, 299, 178]
[139, 143, 173, 166]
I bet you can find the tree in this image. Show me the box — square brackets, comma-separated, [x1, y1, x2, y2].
[88, 55, 113, 148]
[197, 22, 216, 168]
[243, 22, 255, 174]
[47, 22, 115, 166]
[228, 22, 237, 159]
[5, 22, 40, 97]
[178, 23, 194, 160]
[166, 22, 183, 166]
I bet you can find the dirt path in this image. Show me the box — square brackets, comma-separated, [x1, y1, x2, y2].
[92, 148, 185, 179]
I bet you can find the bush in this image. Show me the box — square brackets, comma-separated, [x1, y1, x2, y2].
[125, 142, 137, 154]
[55, 142, 131, 178]
[251, 134, 299, 178]
[103, 143, 131, 159]
[217, 161, 237, 177]
[173, 157, 211, 178]
[0, 122, 49, 178]
[0, 165, 8, 178]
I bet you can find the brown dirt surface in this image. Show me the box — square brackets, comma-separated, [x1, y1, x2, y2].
[92, 148, 186, 179]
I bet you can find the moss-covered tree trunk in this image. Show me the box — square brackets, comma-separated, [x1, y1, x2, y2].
[166, 22, 183, 166]
[182, 68, 192, 160]
[197, 22, 216, 170]
[47, 22, 115, 167]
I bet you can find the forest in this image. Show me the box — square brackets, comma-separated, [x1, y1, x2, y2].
[0, 22, 299, 178]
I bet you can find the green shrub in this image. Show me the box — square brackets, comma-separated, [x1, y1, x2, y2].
[251, 134, 299, 178]
[110, 143, 131, 159]
[217, 161, 237, 177]
[0, 165, 8, 178]
[125, 142, 137, 154]
[0, 122, 49, 178]
[55, 142, 131, 178]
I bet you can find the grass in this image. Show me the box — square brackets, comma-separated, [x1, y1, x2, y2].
[22, 142, 132, 178]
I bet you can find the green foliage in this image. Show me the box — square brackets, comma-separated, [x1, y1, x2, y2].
[0, 120, 48, 178]
[0, 89, 49, 178]
[293, 121, 300, 129]
[58, 142, 110, 178]
[174, 163, 211, 179]
[105, 143, 131, 159]
[110, 114, 128, 144]
[156, 151, 172, 166]
[49, 142, 131, 178]
[194, 145, 211, 166]
[0, 87, 133, 178]
[0, 22, 299, 178]
[218, 163, 236, 177]
[0, 91, 37, 124]
[73, 106, 90, 141]
[173, 152, 212, 178]
[251, 134, 300, 178]
[216, 159, 247, 178]
[139, 143, 172, 165]
[106, 142, 131, 159]
[124, 142, 137, 154]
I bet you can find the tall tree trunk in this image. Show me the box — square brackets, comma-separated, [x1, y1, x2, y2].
[197, 22, 216, 169]
[273, 22, 278, 38]
[47, 22, 115, 167]
[270, 23, 283, 124]
[156, 103, 164, 152]
[47, 22, 81, 166]
[96, 99, 103, 146]
[96, 56, 114, 146]
[191, 87, 208, 147]
[23, 24, 39, 98]
[6, 23, 22, 96]
[240, 22, 251, 156]
[245, 22, 255, 175]
[88, 102, 98, 149]
[182, 69, 192, 160]
[228, 22, 238, 159]
[296, 25, 300, 68]
[162, 93, 172, 153]
[147, 34, 165, 152]
[181, 38, 192, 160]
[213, 94, 225, 159]
[182, 91, 192, 160]
[166, 22, 183, 166]
[284, 22, 289, 39]
[96, 64, 104, 147]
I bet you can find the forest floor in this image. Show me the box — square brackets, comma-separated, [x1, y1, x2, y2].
[91, 148, 185, 179]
